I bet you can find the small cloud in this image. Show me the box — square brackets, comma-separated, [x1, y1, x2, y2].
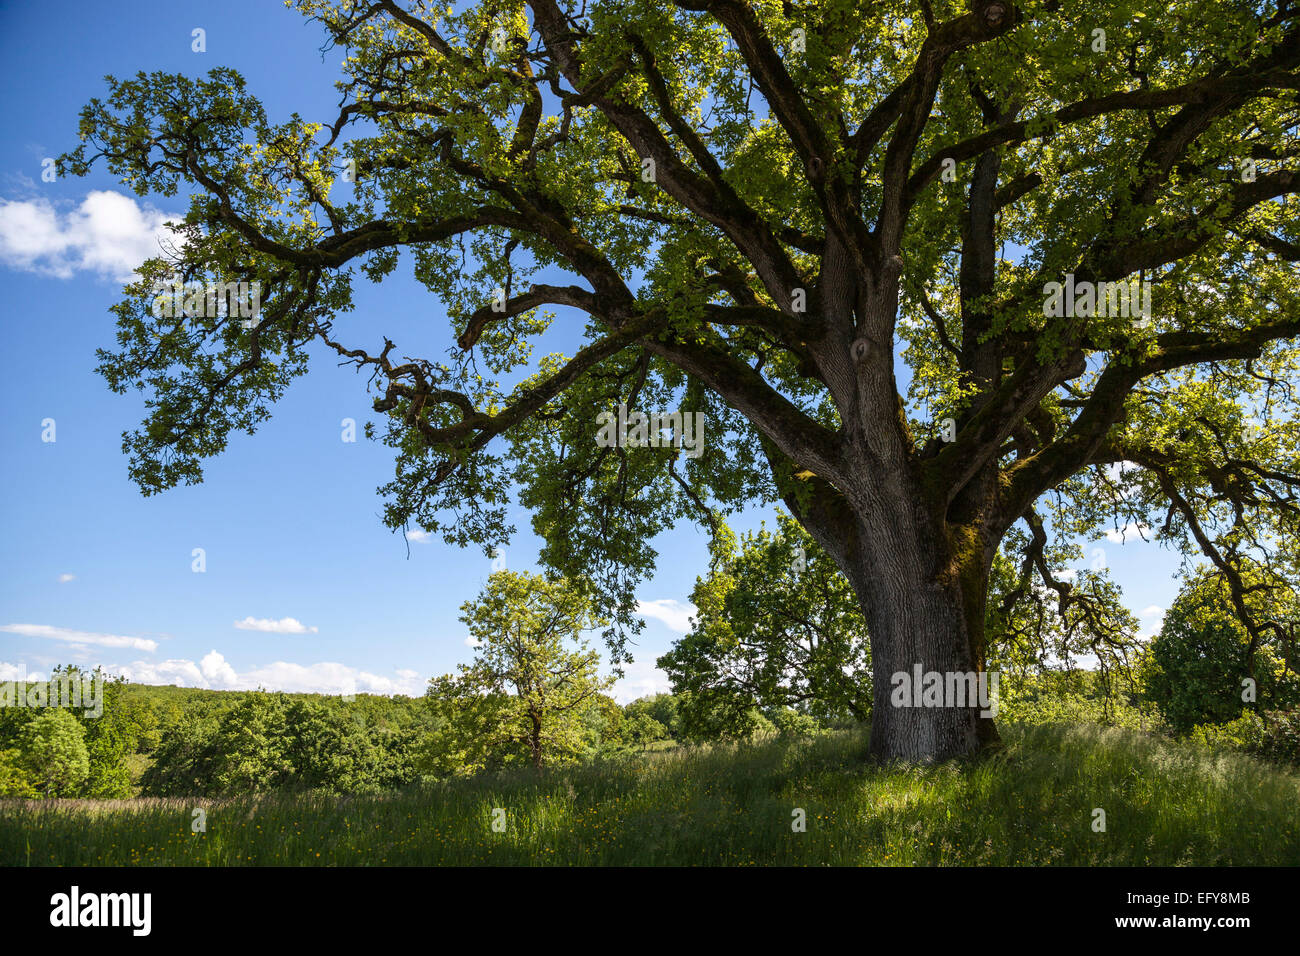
[406, 530, 433, 543]
[636, 598, 698, 634]
[1139, 605, 1167, 639]
[233, 616, 319, 634]
[237, 661, 423, 696]
[463, 636, 482, 648]
[115, 658, 207, 687]
[1104, 522, 1150, 544]
[0, 190, 182, 281]
[395, 668, 419, 680]
[0, 623, 157, 652]
[1103, 461, 1141, 483]
[57, 573, 76, 583]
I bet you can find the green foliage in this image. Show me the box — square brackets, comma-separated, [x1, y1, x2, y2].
[765, 706, 824, 738]
[996, 669, 1160, 732]
[660, 514, 871, 727]
[19, 710, 90, 798]
[141, 694, 422, 797]
[139, 711, 223, 797]
[425, 571, 614, 771]
[1253, 711, 1300, 766]
[623, 694, 683, 739]
[1146, 571, 1300, 732]
[1187, 712, 1265, 752]
[1186, 709, 1300, 768]
[209, 694, 295, 793]
[0, 749, 38, 798]
[82, 673, 141, 798]
[674, 691, 776, 742]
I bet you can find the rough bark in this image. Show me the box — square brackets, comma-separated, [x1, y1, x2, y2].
[839, 462, 998, 762]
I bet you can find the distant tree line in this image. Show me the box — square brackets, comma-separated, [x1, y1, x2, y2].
[3, 545, 1298, 799]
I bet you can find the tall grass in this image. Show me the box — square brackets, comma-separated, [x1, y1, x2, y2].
[3, 723, 1298, 865]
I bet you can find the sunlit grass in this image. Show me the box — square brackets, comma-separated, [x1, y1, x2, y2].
[3, 723, 1298, 866]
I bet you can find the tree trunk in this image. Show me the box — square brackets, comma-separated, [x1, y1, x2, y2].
[852, 561, 992, 762]
[529, 710, 543, 769]
[837, 479, 1001, 762]
[779, 245, 1004, 763]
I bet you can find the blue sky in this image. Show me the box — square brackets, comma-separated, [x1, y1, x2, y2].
[0, 0, 1181, 701]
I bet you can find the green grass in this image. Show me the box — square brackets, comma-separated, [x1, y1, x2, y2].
[3, 723, 1298, 866]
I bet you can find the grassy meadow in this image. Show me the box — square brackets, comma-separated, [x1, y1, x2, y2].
[3, 723, 1298, 866]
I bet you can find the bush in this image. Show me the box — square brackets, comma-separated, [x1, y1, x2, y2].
[19, 710, 90, 797]
[997, 670, 1159, 731]
[143, 695, 421, 796]
[1183, 710, 1300, 768]
[766, 707, 823, 738]
[1145, 574, 1300, 732]
[1187, 713, 1265, 752]
[1253, 710, 1300, 766]
[0, 749, 38, 798]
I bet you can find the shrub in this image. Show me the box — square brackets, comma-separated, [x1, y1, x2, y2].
[766, 707, 823, 738]
[19, 710, 90, 797]
[0, 749, 38, 798]
[1253, 710, 1300, 766]
[1187, 713, 1265, 752]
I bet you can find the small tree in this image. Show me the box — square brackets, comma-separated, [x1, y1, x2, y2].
[140, 710, 221, 797]
[19, 710, 90, 798]
[428, 571, 613, 770]
[660, 514, 871, 728]
[210, 694, 294, 793]
[1147, 571, 1300, 732]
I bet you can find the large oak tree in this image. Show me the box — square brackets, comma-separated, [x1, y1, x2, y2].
[63, 0, 1300, 760]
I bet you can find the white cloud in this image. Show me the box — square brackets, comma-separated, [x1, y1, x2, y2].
[92, 652, 425, 696]
[200, 649, 239, 687]
[636, 598, 697, 634]
[1104, 522, 1150, 544]
[114, 658, 207, 687]
[406, 530, 433, 543]
[0, 190, 182, 281]
[0, 623, 158, 652]
[1139, 605, 1167, 639]
[0, 662, 48, 682]
[610, 659, 671, 704]
[233, 616, 318, 634]
[1103, 461, 1141, 482]
[239, 661, 422, 696]
[57, 573, 76, 583]
[463, 636, 482, 648]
